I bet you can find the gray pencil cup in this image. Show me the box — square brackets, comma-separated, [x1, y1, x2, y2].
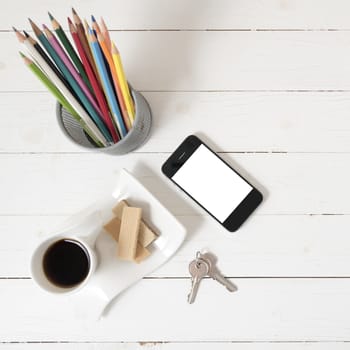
[56, 87, 152, 155]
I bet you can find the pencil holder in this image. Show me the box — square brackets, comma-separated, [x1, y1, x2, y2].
[56, 87, 152, 155]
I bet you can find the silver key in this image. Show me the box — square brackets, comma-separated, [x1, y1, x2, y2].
[187, 259, 209, 304]
[197, 252, 236, 292]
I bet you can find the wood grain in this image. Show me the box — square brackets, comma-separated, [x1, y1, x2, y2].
[2, 0, 350, 346]
[1, 279, 350, 342]
[0, 343, 349, 349]
[1, 214, 350, 278]
[0, 153, 348, 215]
[3, 92, 350, 153]
[5, 31, 350, 92]
[4, 0, 350, 30]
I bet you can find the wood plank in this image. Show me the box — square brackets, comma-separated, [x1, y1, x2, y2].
[0, 153, 348, 215]
[2, 214, 350, 278]
[1, 279, 350, 341]
[4, 0, 350, 30]
[3, 91, 350, 153]
[5, 31, 350, 92]
[0, 343, 349, 349]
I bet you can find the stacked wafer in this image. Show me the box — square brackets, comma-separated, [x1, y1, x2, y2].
[104, 200, 158, 263]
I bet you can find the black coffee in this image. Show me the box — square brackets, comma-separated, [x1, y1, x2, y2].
[43, 239, 90, 288]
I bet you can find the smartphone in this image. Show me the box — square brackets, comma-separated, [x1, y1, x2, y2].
[161, 135, 263, 232]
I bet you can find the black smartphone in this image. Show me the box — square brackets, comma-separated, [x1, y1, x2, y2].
[161, 135, 263, 232]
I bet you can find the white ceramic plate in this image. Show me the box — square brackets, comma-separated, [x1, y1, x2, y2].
[45, 169, 186, 319]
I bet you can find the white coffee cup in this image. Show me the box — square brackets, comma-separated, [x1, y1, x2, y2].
[31, 211, 102, 295]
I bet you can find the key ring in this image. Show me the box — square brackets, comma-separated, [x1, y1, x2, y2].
[195, 251, 201, 268]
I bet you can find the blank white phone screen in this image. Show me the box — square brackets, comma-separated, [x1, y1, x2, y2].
[172, 144, 253, 222]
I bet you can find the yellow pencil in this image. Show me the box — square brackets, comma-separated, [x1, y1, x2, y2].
[111, 42, 135, 121]
[98, 33, 131, 130]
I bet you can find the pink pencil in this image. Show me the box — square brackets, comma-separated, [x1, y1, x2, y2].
[43, 24, 102, 118]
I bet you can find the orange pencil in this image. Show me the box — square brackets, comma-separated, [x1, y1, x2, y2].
[100, 17, 111, 51]
[68, 18, 119, 142]
[97, 32, 131, 130]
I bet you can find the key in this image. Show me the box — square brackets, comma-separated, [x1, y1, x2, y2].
[187, 259, 209, 304]
[197, 252, 236, 292]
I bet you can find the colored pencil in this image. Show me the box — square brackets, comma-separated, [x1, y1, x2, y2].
[88, 29, 127, 137]
[88, 19, 114, 93]
[29, 19, 112, 142]
[15, 30, 107, 146]
[111, 42, 135, 121]
[97, 32, 131, 130]
[91, 15, 101, 35]
[72, 8, 101, 86]
[43, 25, 103, 121]
[20, 52, 103, 147]
[48, 11, 93, 94]
[16, 27, 74, 97]
[21, 29, 62, 80]
[68, 18, 119, 142]
[100, 17, 111, 52]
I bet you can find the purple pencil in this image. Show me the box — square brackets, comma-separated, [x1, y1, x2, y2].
[43, 25, 102, 117]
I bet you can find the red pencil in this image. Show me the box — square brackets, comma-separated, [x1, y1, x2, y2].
[68, 17, 119, 142]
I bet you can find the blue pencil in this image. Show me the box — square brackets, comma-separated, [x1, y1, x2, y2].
[88, 28, 127, 137]
[28, 18, 113, 143]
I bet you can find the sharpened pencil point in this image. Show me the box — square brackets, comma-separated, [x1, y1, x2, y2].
[83, 18, 90, 31]
[20, 51, 32, 65]
[111, 42, 119, 54]
[100, 17, 109, 32]
[91, 15, 96, 23]
[12, 26, 18, 32]
[28, 18, 42, 37]
[23, 30, 36, 45]
[72, 7, 77, 15]
[48, 11, 54, 20]
[14, 28, 26, 43]
[67, 17, 76, 32]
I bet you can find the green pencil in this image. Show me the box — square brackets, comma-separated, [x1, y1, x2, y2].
[28, 18, 112, 143]
[19, 52, 103, 147]
[48, 12, 93, 94]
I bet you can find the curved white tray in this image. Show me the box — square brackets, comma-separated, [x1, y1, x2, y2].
[41, 169, 186, 319]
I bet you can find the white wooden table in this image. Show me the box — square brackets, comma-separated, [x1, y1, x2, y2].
[2, 0, 350, 348]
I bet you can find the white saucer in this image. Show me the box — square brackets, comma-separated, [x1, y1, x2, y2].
[47, 169, 186, 319]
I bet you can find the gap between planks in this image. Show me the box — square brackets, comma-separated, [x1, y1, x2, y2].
[4, 29, 350, 32]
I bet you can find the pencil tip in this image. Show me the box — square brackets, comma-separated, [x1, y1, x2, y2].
[67, 17, 72, 24]
[48, 11, 54, 20]
[42, 23, 49, 30]
[83, 18, 90, 29]
[19, 51, 25, 58]
[28, 18, 39, 33]
[111, 41, 118, 53]
[12, 26, 17, 32]
[72, 7, 77, 15]
[91, 14, 96, 22]
[23, 30, 29, 37]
